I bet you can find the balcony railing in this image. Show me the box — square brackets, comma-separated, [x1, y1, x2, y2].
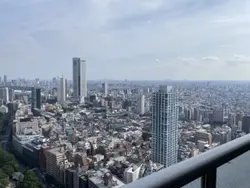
[123, 134, 250, 188]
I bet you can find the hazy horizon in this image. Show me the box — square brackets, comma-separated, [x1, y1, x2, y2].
[4, 78, 250, 83]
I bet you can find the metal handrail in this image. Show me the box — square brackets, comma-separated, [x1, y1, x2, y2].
[123, 134, 250, 188]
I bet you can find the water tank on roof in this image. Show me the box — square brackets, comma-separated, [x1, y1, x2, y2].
[103, 172, 112, 186]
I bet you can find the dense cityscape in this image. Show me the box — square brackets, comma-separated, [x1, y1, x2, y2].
[0, 58, 250, 188]
[1, 0, 250, 187]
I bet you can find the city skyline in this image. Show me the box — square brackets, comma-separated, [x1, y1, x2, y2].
[0, 0, 250, 80]
[1, 70, 250, 187]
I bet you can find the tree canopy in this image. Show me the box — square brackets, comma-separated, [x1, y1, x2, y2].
[20, 170, 44, 188]
[0, 146, 19, 187]
[1, 165, 14, 177]
[0, 170, 9, 187]
[0, 113, 20, 187]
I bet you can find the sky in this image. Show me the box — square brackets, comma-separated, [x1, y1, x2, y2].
[0, 0, 250, 80]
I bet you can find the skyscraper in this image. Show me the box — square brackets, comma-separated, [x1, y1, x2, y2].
[0, 87, 9, 103]
[102, 82, 108, 96]
[58, 76, 66, 103]
[242, 116, 250, 134]
[152, 86, 178, 167]
[137, 95, 145, 115]
[3, 75, 7, 85]
[72, 57, 87, 98]
[31, 87, 41, 109]
[65, 78, 68, 97]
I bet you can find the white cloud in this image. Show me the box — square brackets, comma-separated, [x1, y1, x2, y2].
[202, 56, 220, 62]
[232, 54, 250, 60]
[226, 54, 250, 66]
[212, 16, 250, 24]
[177, 57, 196, 63]
[0, 0, 250, 80]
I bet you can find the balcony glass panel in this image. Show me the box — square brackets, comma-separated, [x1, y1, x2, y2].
[182, 178, 201, 188]
[216, 150, 250, 188]
[182, 150, 250, 188]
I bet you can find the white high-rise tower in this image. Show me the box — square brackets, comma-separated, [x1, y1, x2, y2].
[72, 57, 87, 98]
[152, 86, 178, 167]
[58, 76, 66, 103]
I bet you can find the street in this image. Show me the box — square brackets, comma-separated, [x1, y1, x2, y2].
[1, 119, 12, 150]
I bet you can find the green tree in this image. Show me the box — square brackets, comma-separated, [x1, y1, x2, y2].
[0, 146, 19, 172]
[0, 113, 21, 188]
[21, 170, 40, 188]
[1, 165, 14, 176]
[83, 173, 89, 180]
[4, 160, 19, 172]
[0, 170, 9, 187]
[37, 183, 45, 188]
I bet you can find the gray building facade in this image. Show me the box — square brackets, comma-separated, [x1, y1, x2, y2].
[152, 86, 178, 167]
[31, 87, 41, 109]
[72, 57, 87, 99]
